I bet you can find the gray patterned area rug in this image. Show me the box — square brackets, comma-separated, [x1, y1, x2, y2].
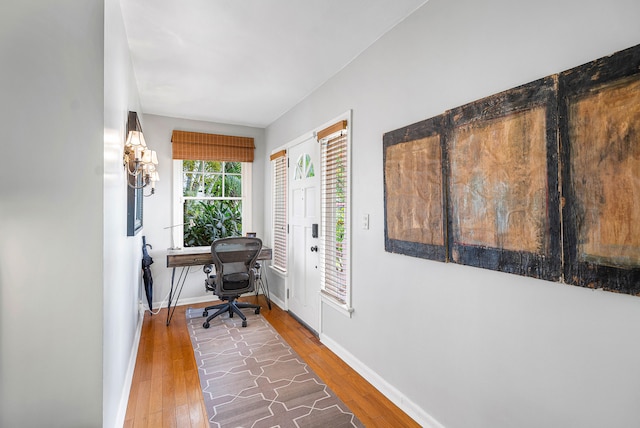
[186, 308, 364, 428]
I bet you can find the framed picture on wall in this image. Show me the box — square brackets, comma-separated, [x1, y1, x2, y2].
[126, 111, 144, 236]
[383, 114, 448, 262]
[127, 167, 143, 236]
[559, 44, 640, 295]
[446, 76, 562, 281]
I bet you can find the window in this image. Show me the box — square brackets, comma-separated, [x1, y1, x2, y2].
[295, 153, 314, 180]
[319, 119, 351, 309]
[181, 160, 244, 246]
[270, 150, 287, 272]
[171, 130, 254, 248]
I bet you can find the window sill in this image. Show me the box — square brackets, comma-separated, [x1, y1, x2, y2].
[320, 291, 354, 318]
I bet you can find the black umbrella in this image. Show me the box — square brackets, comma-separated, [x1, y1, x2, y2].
[142, 236, 154, 312]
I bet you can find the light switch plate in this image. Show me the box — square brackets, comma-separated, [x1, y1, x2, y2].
[362, 214, 369, 230]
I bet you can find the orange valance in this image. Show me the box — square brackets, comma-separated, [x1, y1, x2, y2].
[171, 130, 255, 162]
[270, 149, 286, 161]
[317, 120, 348, 141]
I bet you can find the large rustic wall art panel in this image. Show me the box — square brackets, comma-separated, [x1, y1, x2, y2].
[446, 77, 562, 280]
[382, 43, 640, 296]
[383, 115, 448, 261]
[559, 44, 640, 295]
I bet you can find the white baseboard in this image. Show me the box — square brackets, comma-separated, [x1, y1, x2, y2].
[319, 333, 445, 428]
[142, 295, 219, 313]
[114, 306, 145, 428]
[143, 294, 282, 314]
[268, 294, 286, 310]
[169, 295, 219, 307]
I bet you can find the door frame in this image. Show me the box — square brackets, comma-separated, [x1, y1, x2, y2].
[271, 130, 316, 315]
[287, 136, 321, 333]
[270, 110, 353, 335]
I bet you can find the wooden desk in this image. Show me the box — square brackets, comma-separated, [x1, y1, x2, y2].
[165, 246, 272, 325]
[167, 246, 272, 267]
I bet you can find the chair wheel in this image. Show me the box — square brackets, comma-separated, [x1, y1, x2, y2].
[202, 311, 208, 317]
[242, 321, 247, 327]
[255, 308, 260, 314]
[203, 322, 210, 329]
[230, 312, 234, 318]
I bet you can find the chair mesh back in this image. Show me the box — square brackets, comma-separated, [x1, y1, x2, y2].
[211, 237, 262, 295]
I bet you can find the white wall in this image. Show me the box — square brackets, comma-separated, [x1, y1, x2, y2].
[0, 1, 144, 426]
[140, 114, 266, 310]
[104, 0, 146, 427]
[264, 0, 640, 427]
[0, 1, 105, 426]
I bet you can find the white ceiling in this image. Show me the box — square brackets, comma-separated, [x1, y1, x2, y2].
[121, 0, 427, 128]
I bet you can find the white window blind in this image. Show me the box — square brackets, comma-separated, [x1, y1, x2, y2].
[319, 121, 350, 304]
[271, 150, 288, 272]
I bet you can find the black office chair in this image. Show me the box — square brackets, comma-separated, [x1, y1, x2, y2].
[202, 237, 262, 328]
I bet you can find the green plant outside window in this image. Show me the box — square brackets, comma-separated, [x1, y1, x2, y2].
[182, 160, 243, 246]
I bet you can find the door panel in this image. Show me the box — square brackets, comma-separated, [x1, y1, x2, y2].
[288, 138, 320, 332]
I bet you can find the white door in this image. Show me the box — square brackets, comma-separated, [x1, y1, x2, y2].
[288, 138, 320, 332]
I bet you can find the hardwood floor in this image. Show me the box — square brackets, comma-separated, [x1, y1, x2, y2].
[124, 297, 420, 427]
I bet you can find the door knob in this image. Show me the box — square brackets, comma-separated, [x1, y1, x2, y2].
[310, 246, 318, 252]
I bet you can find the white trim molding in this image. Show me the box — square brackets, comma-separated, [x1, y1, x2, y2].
[113, 306, 145, 428]
[319, 333, 446, 428]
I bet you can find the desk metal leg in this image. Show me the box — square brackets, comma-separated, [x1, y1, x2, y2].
[166, 266, 189, 326]
[255, 267, 271, 310]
